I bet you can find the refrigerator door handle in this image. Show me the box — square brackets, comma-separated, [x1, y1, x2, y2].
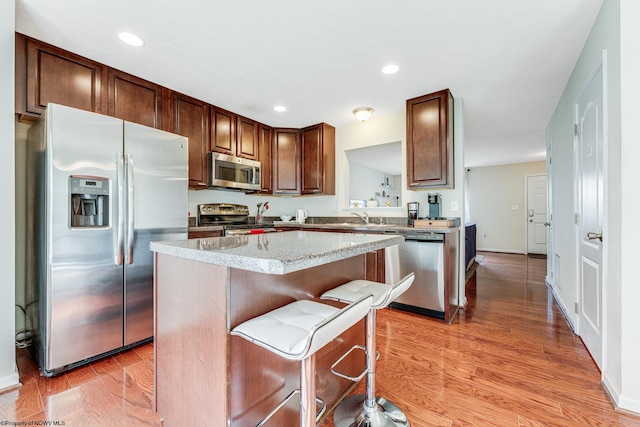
[115, 152, 125, 265]
[126, 154, 135, 264]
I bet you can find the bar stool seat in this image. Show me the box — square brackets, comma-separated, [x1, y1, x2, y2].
[321, 273, 415, 427]
[231, 295, 373, 427]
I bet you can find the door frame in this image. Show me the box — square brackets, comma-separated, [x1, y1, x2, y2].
[573, 50, 608, 370]
[546, 139, 554, 287]
[524, 173, 548, 255]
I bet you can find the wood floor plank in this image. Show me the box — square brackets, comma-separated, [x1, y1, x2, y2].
[4, 251, 640, 426]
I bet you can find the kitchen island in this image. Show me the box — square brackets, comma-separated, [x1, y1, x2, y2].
[150, 231, 404, 427]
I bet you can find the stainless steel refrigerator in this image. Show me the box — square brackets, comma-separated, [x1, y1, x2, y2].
[26, 103, 188, 376]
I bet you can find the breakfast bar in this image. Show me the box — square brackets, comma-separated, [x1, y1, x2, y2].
[150, 231, 404, 426]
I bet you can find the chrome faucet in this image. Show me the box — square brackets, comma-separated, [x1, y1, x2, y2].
[351, 212, 369, 224]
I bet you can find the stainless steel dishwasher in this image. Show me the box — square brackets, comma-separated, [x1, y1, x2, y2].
[386, 232, 456, 320]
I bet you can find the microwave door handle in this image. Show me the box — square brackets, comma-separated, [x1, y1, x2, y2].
[252, 165, 257, 185]
[115, 152, 124, 265]
[126, 154, 135, 264]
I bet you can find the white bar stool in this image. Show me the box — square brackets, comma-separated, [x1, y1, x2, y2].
[231, 294, 374, 427]
[321, 272, 415, 427]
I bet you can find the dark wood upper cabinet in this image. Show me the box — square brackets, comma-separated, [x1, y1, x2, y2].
[236, 116, 259, 160]
[258, 124, 273, 194]
[406, 89, 454, 189]
[108, 69, 163, 129]
[171, 92, 210, 188]
[301, 123, 335, 195]
[210, 107, 236, 155]
[272, 128, 301, 195]
[211, 107, 258, 161]
[17, 34, 107, 122]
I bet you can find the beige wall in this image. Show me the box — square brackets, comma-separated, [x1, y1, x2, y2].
[467, 161, 546, 253]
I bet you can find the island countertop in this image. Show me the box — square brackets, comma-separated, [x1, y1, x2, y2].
[150, 230, 404, 275]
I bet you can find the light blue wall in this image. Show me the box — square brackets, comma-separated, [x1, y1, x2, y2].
[547, 0, 640, 413]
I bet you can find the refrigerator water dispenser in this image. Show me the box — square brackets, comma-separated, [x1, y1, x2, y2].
[69, 176, 109, 227]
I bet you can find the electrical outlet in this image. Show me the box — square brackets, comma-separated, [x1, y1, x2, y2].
[451, 201, 459, 211]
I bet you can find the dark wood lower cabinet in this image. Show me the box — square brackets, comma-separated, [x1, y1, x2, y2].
[188, 230, 222, 238]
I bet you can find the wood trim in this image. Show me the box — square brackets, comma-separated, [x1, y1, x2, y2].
[14, 33, 29, 120]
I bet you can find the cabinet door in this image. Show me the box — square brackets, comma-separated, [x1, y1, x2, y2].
[21, 36, 106, 118]
[108, 70, 163, 128]
[272, 128, 301, 195]
[258, 124, 273, 194]
[406, 89, 454, 189]
[172, 92, 210, 188]
[211, 107, 236, 155]
[237, 116, 259, 160]
[301, 123, 335, 195]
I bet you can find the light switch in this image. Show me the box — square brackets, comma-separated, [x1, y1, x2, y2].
[512, 205, 519, 210]
[451, 201, 459, 211]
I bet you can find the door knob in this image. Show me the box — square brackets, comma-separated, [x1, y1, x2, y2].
[587, 231, 603, 241]
[528, 209, 534, 217]
[544, 222, 551, 226]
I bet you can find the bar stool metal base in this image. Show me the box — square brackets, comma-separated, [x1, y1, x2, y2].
[333, 394, 410, 427]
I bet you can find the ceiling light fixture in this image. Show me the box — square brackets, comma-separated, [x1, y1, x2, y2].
[382, 64, 399, 75]
[273, 105, 286, 112]
[353, 107, 374, 122]
[118, 32, 144, 47]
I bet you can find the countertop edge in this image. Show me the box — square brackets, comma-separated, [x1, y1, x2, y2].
[272, 222, 460, 233]
[151, 232, 404, 275]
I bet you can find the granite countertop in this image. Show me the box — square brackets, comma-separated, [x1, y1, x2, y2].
[271, 221, 460, 234]
[151, 231, 404, 275]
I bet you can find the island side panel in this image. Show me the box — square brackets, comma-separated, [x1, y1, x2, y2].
[154, 253, 228, 426]
[228, 255, 368, 426]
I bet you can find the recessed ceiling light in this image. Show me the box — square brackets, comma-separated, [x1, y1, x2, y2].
[118, 32, 144, 47]
[382, 64, 399, 75]
[273, 105, 286, 112]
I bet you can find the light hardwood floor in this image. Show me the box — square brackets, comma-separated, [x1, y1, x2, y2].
[2, 252, 639, 426]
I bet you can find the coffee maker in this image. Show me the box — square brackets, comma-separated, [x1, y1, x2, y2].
[427, 193, 441, 219]
[407, 202, 419, 226]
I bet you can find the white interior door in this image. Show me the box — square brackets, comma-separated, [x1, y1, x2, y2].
[575, 57, 604, 369]
[526, 174, 548, 254]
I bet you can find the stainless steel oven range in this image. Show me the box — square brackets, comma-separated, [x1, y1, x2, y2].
[196, 203, 277, 236]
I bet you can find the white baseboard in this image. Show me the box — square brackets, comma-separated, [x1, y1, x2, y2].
[602, 373, 640, 416]
[458, 295, 468, 308]
[550, 285, 576, 333]
[0, 371, 19, 392]
[476, 247, 525, 254]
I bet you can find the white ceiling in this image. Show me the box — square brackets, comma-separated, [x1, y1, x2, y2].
[15, 0, 603, 168]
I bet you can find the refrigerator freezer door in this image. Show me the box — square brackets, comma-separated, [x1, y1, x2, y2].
[45, 104, 124, 372]
[123, 122, 188, 345]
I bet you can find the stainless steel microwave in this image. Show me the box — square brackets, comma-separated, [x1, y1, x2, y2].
[208, 152, 261, 191]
